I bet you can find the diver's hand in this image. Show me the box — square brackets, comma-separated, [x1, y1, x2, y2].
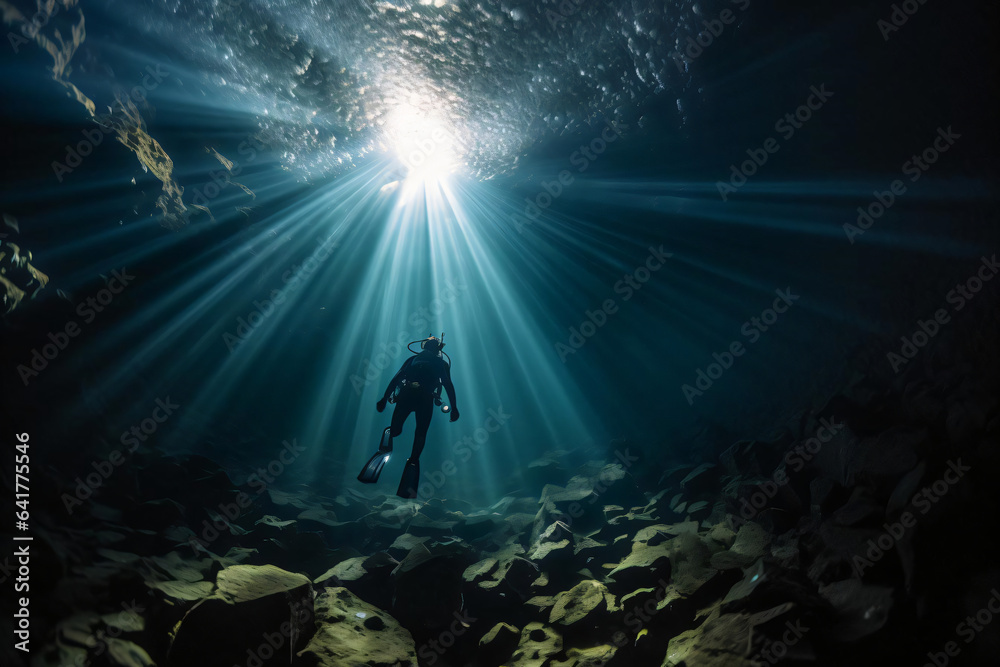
[450, 409, 460, 422]
[376, 398, 387, 413]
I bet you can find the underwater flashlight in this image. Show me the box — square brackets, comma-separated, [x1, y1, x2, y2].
[441, 405, 450, 414]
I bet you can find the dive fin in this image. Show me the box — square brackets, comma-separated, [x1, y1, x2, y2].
[397, 458, 420, 499]
[358, 428, 392, 484]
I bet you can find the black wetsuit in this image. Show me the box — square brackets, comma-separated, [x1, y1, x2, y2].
[382, 351, 457, 460]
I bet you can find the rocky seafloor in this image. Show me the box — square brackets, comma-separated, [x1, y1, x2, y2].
[4, 304, 999, 667]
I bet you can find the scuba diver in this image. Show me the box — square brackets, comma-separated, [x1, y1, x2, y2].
[358, 333, 459, 498]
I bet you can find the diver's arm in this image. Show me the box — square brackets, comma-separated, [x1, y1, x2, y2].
[440, 363, 458, 411]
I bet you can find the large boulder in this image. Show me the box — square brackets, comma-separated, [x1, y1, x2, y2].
[606, 541, 672, 591]
[663, 610, 755, 667]
[549, 580, 617, 627]
[167, 564, 313, 667]
[508, 623, 563, 667]
[297, 587, 417, 667]
[478, 622, 520, 666]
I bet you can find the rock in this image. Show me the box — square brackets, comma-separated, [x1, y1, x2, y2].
[830, 487, 881, 526]
[167, 565, 313, 667]
[146, 579, 214, 602]
[731, 523, 769, 562]
[532, 465, 645, 544]
[809, 477, 836, 512]
[679, 462, 719, 496]
[529, 538, 573, 566]
[478, 622, 519, 666]
[549, 580, 616, 626]
[387, 533, 430, 560]
[607, 508, 658, 530]
[463, 558, 499, 584]
[860, 427, 925, 477]
[721, 559, 766, 603]
[297, 587, 417, 667]
[808, 424, 864, 486]
[454, 515, 499, 542]
[633, 524, 674, 547]
[529, 521, 577, 572]
[318, 556, 367, 584]
[804, 522, 879, 585]
[526, 595, 559, 615]
[393, 543, 437, 575]
[297, 507, 340, 526]
[607, 541, 671, 591]
[709, 550, 749, 571]
[402, 513, 459, 537]
[551, 644, 618, 666]
[479, 556, 539, 599]
[619, 581, 677, 621]
[516, 455, 572, 491]
[818, 579, 893, 642]
[721, 440, 762, 477]
[216, 564, 310, 602]
[0, 240, 49, 314]
[148, 551, 214, 583]
[707, 522, 736, 549]
[508, 623, 563, 667]
[668, 532, 718, 596]
[887, 463, 927, 517]
[663, 610, 754, 667]
[57, 614, 100, 650]
[390, 541, 474, 631]
[639, 490, 685, 523]
[533, 481, 600, 544]
[685, 500, 711, 520]
[769, 532, 799, 568]
[105, 638, 156, 666]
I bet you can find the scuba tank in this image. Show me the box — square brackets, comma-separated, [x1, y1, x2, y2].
[389, 332, 452, 413]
